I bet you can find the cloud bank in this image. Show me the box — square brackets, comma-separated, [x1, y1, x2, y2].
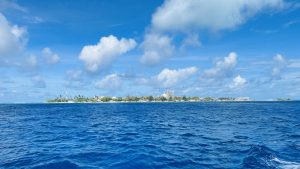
[152, 0, 284, 32]
[141, 0, 285, 65]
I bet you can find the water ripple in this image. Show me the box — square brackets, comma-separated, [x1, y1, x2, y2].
[0, 102, 299, 169]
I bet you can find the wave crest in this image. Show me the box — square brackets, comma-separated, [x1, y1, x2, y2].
[242, 145, 300, 169]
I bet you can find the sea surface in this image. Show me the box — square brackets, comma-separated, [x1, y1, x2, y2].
[0, 102, 299, 169]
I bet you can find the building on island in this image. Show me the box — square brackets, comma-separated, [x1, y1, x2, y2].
[161, 90, 174, 100]
[234, 97, 251, 101]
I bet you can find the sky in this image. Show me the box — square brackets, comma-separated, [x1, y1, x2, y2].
[0, 0, 300, 102]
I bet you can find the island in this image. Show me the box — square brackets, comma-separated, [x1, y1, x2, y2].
[46, 91, 255, 103]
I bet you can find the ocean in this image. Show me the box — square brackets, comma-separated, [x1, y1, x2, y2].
[0, 102, 299, 169]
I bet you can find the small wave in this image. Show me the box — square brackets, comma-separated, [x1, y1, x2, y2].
[32, 160, 79, 169]
[272, 157, 300, 169]
[242, 145, 300, 169]
[242, 145, 277, 168]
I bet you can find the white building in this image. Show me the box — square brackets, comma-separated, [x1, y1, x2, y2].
[161, 90, 174, 100]
[235, 97, 251, 101]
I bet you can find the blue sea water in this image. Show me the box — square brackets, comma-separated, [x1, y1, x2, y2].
[0, 102, 299, 169]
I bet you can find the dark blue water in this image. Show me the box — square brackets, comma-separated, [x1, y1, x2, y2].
[0, 102, 299, 169]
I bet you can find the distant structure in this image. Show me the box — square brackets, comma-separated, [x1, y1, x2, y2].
[161, 90, 174, 100]
[234, 97, 251, 101]
[47, 92, 253, 103]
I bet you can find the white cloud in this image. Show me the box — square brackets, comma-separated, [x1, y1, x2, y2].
[0, 13, 27, 59]
[0, 0, 27, 13]
[274, 54, 285, 63]
[283, 20, 300, 28]
[0, 0, 45, 25]
[140, 33, 175, 66]
[152, 0, 284, 32]
[272, 54, 288, 79]
[95, 74, 122, 90]
[204, 52, 238, 79]
[0, 13, 48, 71]
[140, 0, 284, 65]
[154, 67, 198, 88]
[180, 33, 201, 50]
[24, 16, 44, 24]
[79, 35, 136, 72]
[230, 75, 247, 89]
[42, 47, 60, 64]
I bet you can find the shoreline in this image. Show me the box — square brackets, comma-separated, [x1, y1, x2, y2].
[0, 101, 298, 104]
[43, 100, 299, 104]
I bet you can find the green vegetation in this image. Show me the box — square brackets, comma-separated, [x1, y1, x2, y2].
[47, 94, 254, 103]
[204, 97, 214, 101]
[276, 98, 291, 101]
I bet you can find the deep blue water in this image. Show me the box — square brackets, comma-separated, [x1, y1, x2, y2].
[0, 102, 299, 169]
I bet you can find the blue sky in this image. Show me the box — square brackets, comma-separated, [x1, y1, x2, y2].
[0, 0, 300, 102]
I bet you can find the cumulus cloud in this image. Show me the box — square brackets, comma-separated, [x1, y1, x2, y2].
[79, 35, 136, 72]
[0, 12, 49, 72]
[152, 0, 284, 32]
[154, 67, 198, 88]
[229, 75, 247, 89]
[140, 33, 175, 65]
[42, 47, 60, 64]
[204, 52, 237, 79]
[0, 13, 27, 60]
[95, 74, 122, 90]
[140, 0, 284, 65]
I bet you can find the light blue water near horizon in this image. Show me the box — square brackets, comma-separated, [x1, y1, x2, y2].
[0, 102, 299, 169]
